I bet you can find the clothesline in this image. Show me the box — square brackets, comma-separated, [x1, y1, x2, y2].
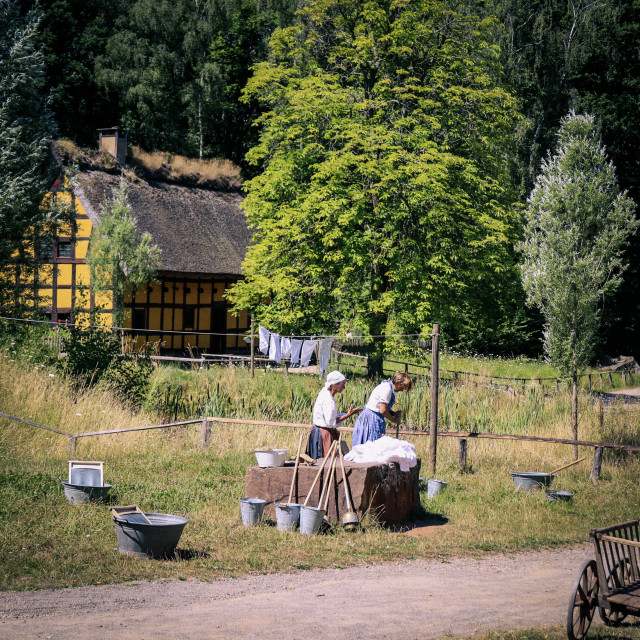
[0, 316, 435, 340]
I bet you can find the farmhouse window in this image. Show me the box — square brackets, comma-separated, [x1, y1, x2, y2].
[57, 241, 72, 258]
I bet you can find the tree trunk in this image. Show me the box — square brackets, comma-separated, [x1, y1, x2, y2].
[571, 364, 579, 460]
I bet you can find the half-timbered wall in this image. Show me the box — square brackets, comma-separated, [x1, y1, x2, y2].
[32, 190, 249, 353]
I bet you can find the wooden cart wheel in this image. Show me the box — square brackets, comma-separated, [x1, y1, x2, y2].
[599, 558, 630, 626]
[567, 559, 599, 640]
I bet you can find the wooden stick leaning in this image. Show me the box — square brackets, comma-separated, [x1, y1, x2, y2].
[284, 432, 305, 506]
[318, 440, 339, 510]
[338, 442, 355, 514]
[321, 449, 339, 512]
[302, 441, 337, 507]
[548, 456, 587, 476]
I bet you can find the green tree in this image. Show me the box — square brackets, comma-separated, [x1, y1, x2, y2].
[96, 0, 298, 165]
[86, 178, 161, 328]
[520, 112, 638, 456]
[20, 0, 124, 147]
[228, 0, 522, 372]
[0, 0, 58, 314]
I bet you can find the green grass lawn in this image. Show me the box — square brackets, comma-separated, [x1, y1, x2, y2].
[2, 354, 640, 591]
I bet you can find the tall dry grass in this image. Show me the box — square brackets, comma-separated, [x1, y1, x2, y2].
[2, 354, 640, 591]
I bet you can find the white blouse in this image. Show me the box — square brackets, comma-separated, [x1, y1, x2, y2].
[365, 380, 393, 412]
[313, 388, 337, 428]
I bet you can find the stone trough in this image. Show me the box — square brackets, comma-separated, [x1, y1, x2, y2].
[245, 457, 421, 524]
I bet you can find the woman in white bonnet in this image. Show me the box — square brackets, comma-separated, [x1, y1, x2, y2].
[306, 371, 361, 458]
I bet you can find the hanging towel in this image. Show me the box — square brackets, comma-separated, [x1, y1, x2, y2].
[269, 333, 281, 362]
[317, 338, 333, 377]
[290, 339, 303, 365]
[258, 326, 270, 355]
[300, 340, 318, 367]
[281, 336, 291, 359]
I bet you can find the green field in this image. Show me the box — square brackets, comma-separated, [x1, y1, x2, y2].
[1, 352, 640, 591]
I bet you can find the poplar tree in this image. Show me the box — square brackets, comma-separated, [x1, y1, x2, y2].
[0, 0, 56, 314]
[86, 178, 161, 329]
[521, 112, 637, 456]
[228, 0, 522, 372]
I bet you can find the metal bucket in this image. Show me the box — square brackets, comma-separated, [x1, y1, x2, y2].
[510, 472, 556, 491]
[70, 467, 102, 487]
[112, 512, 188, 558]
[275, 503, 300, 531]
[427, 479, 448, 498]
[240, 497, 266, 526]
[60, 480, 113, 504]
[546, 489, 573, 502]
[299, 505, 326, 535]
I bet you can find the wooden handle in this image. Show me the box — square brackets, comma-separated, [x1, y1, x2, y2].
[287, 433, 304, 504]
[338, 444, 353, 512]
[318, 440, 339, 509]
[303, 441, 337, 507]
[321, 451, 338, 512]
[548, 456, 587, 476]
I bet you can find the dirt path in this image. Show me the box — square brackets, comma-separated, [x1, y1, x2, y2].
[0, 545, 592, 640]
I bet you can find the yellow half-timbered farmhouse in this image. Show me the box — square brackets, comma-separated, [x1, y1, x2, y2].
[37, 130, 251, 353]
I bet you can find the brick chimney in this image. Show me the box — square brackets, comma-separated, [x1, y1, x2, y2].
[97, 126, 127, 166]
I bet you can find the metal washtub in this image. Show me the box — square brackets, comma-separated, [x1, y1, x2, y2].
[60, 480, 113, 504]
[112, 512, 188, 558]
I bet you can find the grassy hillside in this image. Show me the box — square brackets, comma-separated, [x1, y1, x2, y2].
[1, 353, 640, 591]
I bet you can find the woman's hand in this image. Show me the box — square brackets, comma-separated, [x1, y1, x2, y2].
[345, 405, 362, 418]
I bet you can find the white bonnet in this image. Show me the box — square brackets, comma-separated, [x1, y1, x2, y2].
[324, 370, 346, 388]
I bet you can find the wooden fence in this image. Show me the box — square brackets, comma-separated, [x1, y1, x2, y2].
[3, 410, 637, 484]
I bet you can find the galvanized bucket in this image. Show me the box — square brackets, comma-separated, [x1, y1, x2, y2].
[275, 503, 301, 531]
[510, 472, 556, 491]
[239, 497, 266, 526]
[427, 479, 448, 498]
[60, 480, 113, 504]
[299, 505, 325, 535]
[546, 489, 573, 502]
[112, 512, 188, 558]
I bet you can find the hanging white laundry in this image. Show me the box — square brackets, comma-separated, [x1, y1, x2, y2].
[280, 336, 292, 359]
[299, 340, 318, 367]
[317, 338, 333, 377]
[258, 325, 270, 355]
[269, 333, 281, 363]
[290, 339, 303, 365]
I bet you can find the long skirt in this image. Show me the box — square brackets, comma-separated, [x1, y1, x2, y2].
[351, 407, 386, 446]
[306, 426, 339, 458]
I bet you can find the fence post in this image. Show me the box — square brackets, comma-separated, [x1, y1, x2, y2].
[458, 438, 467, 473]
[429, 324, 440, 476]
[201, 418, 211, 446]
[250, 314, 255, 379]
[590, 447, 603, 483]
[68, 436, 77, 456]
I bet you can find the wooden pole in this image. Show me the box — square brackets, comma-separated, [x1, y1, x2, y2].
[429, 323, 440, 475]
[201, 418, 211, 446]
[250, 314, 255, 379]
[458, 438, 467, 473]
[590, 446, 603, 483]
[68, 436, 77, 456]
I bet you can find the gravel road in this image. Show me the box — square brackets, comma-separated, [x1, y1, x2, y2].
[0, 545, 592, 640]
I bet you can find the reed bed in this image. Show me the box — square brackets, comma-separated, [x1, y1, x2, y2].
[1, 354, 640, 591]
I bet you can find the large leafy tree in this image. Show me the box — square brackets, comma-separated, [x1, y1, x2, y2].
[228, 0, 522, 370]
[0, 0, 57, 314]
[520, 112, 637, 456]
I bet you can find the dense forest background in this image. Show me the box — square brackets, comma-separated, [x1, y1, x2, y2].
[11, 0, 640, 358]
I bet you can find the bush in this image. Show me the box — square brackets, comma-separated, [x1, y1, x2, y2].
[101, 355, 154, 408]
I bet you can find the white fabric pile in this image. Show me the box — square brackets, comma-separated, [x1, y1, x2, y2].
[344, 436, 417, 472]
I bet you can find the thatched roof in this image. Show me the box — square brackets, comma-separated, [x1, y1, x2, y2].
[73, 169, 250, 277]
